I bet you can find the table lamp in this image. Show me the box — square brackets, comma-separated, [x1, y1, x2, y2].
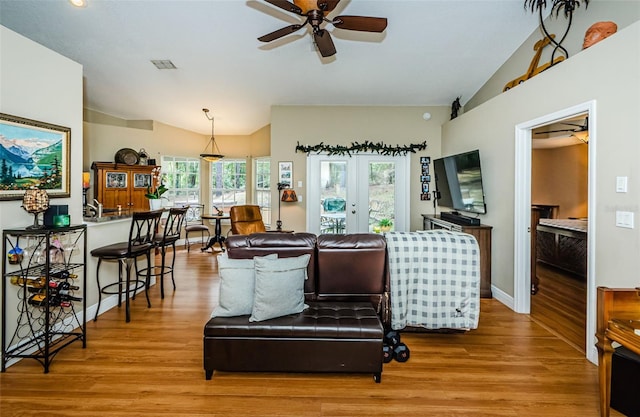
[277, 183, 297, 231]
[82, 172, 91, 207]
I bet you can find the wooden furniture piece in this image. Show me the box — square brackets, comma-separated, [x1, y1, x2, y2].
[531, 204, 559, 294]
[422, 214, 493, 298]
[595, 287, 640, 417]
[201, 214, 230, 252]
[536, 219, 587, 278]
[91, 162, 159, 211]
[2, 225, 87, 373]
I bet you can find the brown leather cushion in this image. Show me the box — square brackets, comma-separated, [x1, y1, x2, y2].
[230, 205, 266, 235]
[316, 233, 387, 296]
[205, 302, 382, 339]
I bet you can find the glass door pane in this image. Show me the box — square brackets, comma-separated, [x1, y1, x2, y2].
[367, 161, 396, 232]
[319, 160, 347, 234]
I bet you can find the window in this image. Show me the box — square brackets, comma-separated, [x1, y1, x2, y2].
[254, 158, 271, 226]
[211, 159, 246, 210]
[161, 156, 200, 205]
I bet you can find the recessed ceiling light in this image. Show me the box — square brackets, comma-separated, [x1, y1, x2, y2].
[69, 0, 87, 8]
[151, 60, 177, 70]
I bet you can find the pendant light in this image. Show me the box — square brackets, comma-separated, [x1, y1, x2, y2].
[200, 108, 224, 162]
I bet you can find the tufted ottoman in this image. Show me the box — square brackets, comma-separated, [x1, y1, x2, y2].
[203, 301, 384, 382]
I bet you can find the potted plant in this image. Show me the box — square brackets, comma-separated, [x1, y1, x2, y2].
[378, 218, 393, 232]
[145, 167, 168, 210]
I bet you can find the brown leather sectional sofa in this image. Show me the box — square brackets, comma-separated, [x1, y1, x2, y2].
[203, 232, 389, 382]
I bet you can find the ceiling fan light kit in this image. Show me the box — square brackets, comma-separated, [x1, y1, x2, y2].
[200, 108, 224, 162]
[258, 0, 387, 58]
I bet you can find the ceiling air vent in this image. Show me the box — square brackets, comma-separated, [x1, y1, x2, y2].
[150, 60, 177, 70]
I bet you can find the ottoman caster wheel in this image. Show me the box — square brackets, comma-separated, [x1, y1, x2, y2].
[394, 342, 410, 363]
[383, 344, 394, 363]
[384, 330, 401, 347]
[373, 373, 381, 383]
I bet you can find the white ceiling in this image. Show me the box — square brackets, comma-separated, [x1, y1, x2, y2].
[0, 0, 544, 136]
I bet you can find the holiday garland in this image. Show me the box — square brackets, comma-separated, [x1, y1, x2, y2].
[295, 140, 427, 156]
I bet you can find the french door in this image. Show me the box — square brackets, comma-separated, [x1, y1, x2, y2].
[307, 154, 409, 234]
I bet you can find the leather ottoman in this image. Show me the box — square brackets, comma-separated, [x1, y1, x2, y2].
[203, 301, 384, 382]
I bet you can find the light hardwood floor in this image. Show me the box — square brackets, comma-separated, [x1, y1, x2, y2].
[1, 248, 619, 417]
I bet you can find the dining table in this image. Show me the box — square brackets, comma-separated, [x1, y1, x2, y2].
[200, 214, 230, 252]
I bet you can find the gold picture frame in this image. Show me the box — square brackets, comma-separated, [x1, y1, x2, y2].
[0, 113, 71, 200]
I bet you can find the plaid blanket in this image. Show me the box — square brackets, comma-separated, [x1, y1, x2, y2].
[385, 231, 480, 330]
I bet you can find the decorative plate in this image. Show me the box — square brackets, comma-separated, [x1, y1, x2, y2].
[115, 148, 139, 165]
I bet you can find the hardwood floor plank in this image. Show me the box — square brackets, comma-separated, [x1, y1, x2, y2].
[1, 248, 619, 416]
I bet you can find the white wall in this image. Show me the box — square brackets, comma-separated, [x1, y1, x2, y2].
[270, 105, 450, 232]
[466, 1, 640, 111]
[1, 25, 84, 345]
[442, 21, 640, 296]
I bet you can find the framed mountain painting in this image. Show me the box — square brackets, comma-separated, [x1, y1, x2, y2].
[0, 113, 71, 200]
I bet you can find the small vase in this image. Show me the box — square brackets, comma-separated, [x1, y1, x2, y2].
[149, 199, 162, 211]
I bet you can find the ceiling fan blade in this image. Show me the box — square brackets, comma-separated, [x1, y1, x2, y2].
[318, 0, 340, 12]
[258, 24, 304, 42]
[263, 0, 303, 15]
[535, 129, 575, 134]
[314, 29, 336, 57]
[332, 15, 387, 32]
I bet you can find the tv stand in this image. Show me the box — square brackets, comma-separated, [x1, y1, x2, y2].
[422, 214, 492, 298]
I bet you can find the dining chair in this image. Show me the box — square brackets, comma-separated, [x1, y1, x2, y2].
[91, 210, 162, 322]
[183, 204, 210, 251]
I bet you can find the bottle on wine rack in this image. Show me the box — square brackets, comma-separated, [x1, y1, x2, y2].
[9, 276, 46, 288]
[50, 270, 78, 279]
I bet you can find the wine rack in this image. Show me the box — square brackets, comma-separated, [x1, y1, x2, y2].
[2, 224, 87, 373]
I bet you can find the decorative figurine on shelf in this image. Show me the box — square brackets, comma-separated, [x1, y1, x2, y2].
[450, 97, 461, 120]
[21, 189, 49, 229]
[582, 21, 617, 49]
[138, 148, 149, 165]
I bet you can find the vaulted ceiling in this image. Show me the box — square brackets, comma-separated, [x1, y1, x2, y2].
[0, 0, 544, 135]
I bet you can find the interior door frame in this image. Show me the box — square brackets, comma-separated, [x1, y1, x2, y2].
[306, 153, 410, 234]
[513, 100, 597, 364]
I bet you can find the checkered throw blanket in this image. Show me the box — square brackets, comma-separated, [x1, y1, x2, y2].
[385, 231, 480, 331]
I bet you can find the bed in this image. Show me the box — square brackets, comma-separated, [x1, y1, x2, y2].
[536, 218, 588, 278]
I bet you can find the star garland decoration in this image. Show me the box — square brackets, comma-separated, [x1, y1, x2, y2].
[295, 140, 427, 156]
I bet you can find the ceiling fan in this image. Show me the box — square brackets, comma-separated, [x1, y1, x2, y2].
[258, 0, 388, 57]
[535, 117, 589, 135]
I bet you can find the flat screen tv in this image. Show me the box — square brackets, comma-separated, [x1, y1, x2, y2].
[433, 149, 487, 214]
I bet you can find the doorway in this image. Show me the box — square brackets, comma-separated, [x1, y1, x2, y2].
[307, 154, 409, 234]
[513, 100, 598, 364]
[530, 112, 589, 353]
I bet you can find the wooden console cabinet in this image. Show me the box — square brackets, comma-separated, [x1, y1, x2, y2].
[92, 162, 158, 211]
[422, 214, 493, 298]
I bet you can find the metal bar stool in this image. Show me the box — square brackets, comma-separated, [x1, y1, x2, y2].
[138, 207, 187, 299]
[91, 210, 162, 322]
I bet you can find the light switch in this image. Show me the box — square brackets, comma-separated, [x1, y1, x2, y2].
[616, 176, 628, 193]
[616, 211, 634, 229]
[297, 195, 303, 202]
[297, 180, 303, 187]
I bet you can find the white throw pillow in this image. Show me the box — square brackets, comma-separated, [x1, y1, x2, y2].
[211, 253, 277, 318]
[249, 254, 311, 322]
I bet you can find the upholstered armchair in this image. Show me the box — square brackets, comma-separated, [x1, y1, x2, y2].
[229, 205, 266, 235]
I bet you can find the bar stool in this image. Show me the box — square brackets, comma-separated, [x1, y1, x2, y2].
[139, 207, 187, 299]
[91, 210, 162, 322]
